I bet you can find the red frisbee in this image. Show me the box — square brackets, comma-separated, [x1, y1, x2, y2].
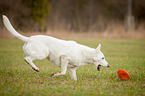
[117, 69, 130, 80]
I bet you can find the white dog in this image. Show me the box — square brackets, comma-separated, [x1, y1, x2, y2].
[3, 15, 109, 81]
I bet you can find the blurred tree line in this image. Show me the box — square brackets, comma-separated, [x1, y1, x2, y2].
[0, 0, 145, 32]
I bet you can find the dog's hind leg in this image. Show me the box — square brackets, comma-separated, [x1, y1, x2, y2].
[23, 42, 49, 72]
[24, 56, 39, 72]
[51, 55, 69, 77]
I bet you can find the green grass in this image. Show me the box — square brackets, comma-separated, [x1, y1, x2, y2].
[0, 39, 145, 96]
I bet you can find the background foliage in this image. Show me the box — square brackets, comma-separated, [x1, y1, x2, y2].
[0, 0, 145, 32]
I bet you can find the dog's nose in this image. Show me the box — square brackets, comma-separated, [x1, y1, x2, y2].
[107, 65, 110, 67]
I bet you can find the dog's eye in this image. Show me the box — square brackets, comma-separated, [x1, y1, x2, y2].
[102, 57, 105, 59]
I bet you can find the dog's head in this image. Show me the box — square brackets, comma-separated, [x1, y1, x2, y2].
[93, 44, 110, 71]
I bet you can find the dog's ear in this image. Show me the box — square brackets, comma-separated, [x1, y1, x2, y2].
[96, 44, 101, 52]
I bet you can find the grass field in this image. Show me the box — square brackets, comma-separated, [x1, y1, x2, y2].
[0, 39, 145, 96]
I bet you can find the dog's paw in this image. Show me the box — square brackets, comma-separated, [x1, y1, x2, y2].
[32, 68, 40, 72]
[51, 71, 61, 77]
[51, 73, 55, 77]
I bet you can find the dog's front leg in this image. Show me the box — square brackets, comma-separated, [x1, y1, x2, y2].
[68, 67, 77, 81]
[51, 55, 68, 77]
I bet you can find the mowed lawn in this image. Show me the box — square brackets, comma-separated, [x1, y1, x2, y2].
[0, 39, 144, 96]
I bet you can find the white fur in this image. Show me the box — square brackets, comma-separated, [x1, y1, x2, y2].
[3, 15, 109, 81]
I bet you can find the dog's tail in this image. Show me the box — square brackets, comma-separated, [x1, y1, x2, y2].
[2, 15, 30, 42]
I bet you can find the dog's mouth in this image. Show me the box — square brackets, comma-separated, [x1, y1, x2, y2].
[97, 65, 101, 71]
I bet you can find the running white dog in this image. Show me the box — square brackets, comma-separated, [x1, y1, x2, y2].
[3, 15, 109, 81]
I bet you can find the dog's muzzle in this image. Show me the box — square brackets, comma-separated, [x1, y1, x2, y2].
[107, 65, 110, 67]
